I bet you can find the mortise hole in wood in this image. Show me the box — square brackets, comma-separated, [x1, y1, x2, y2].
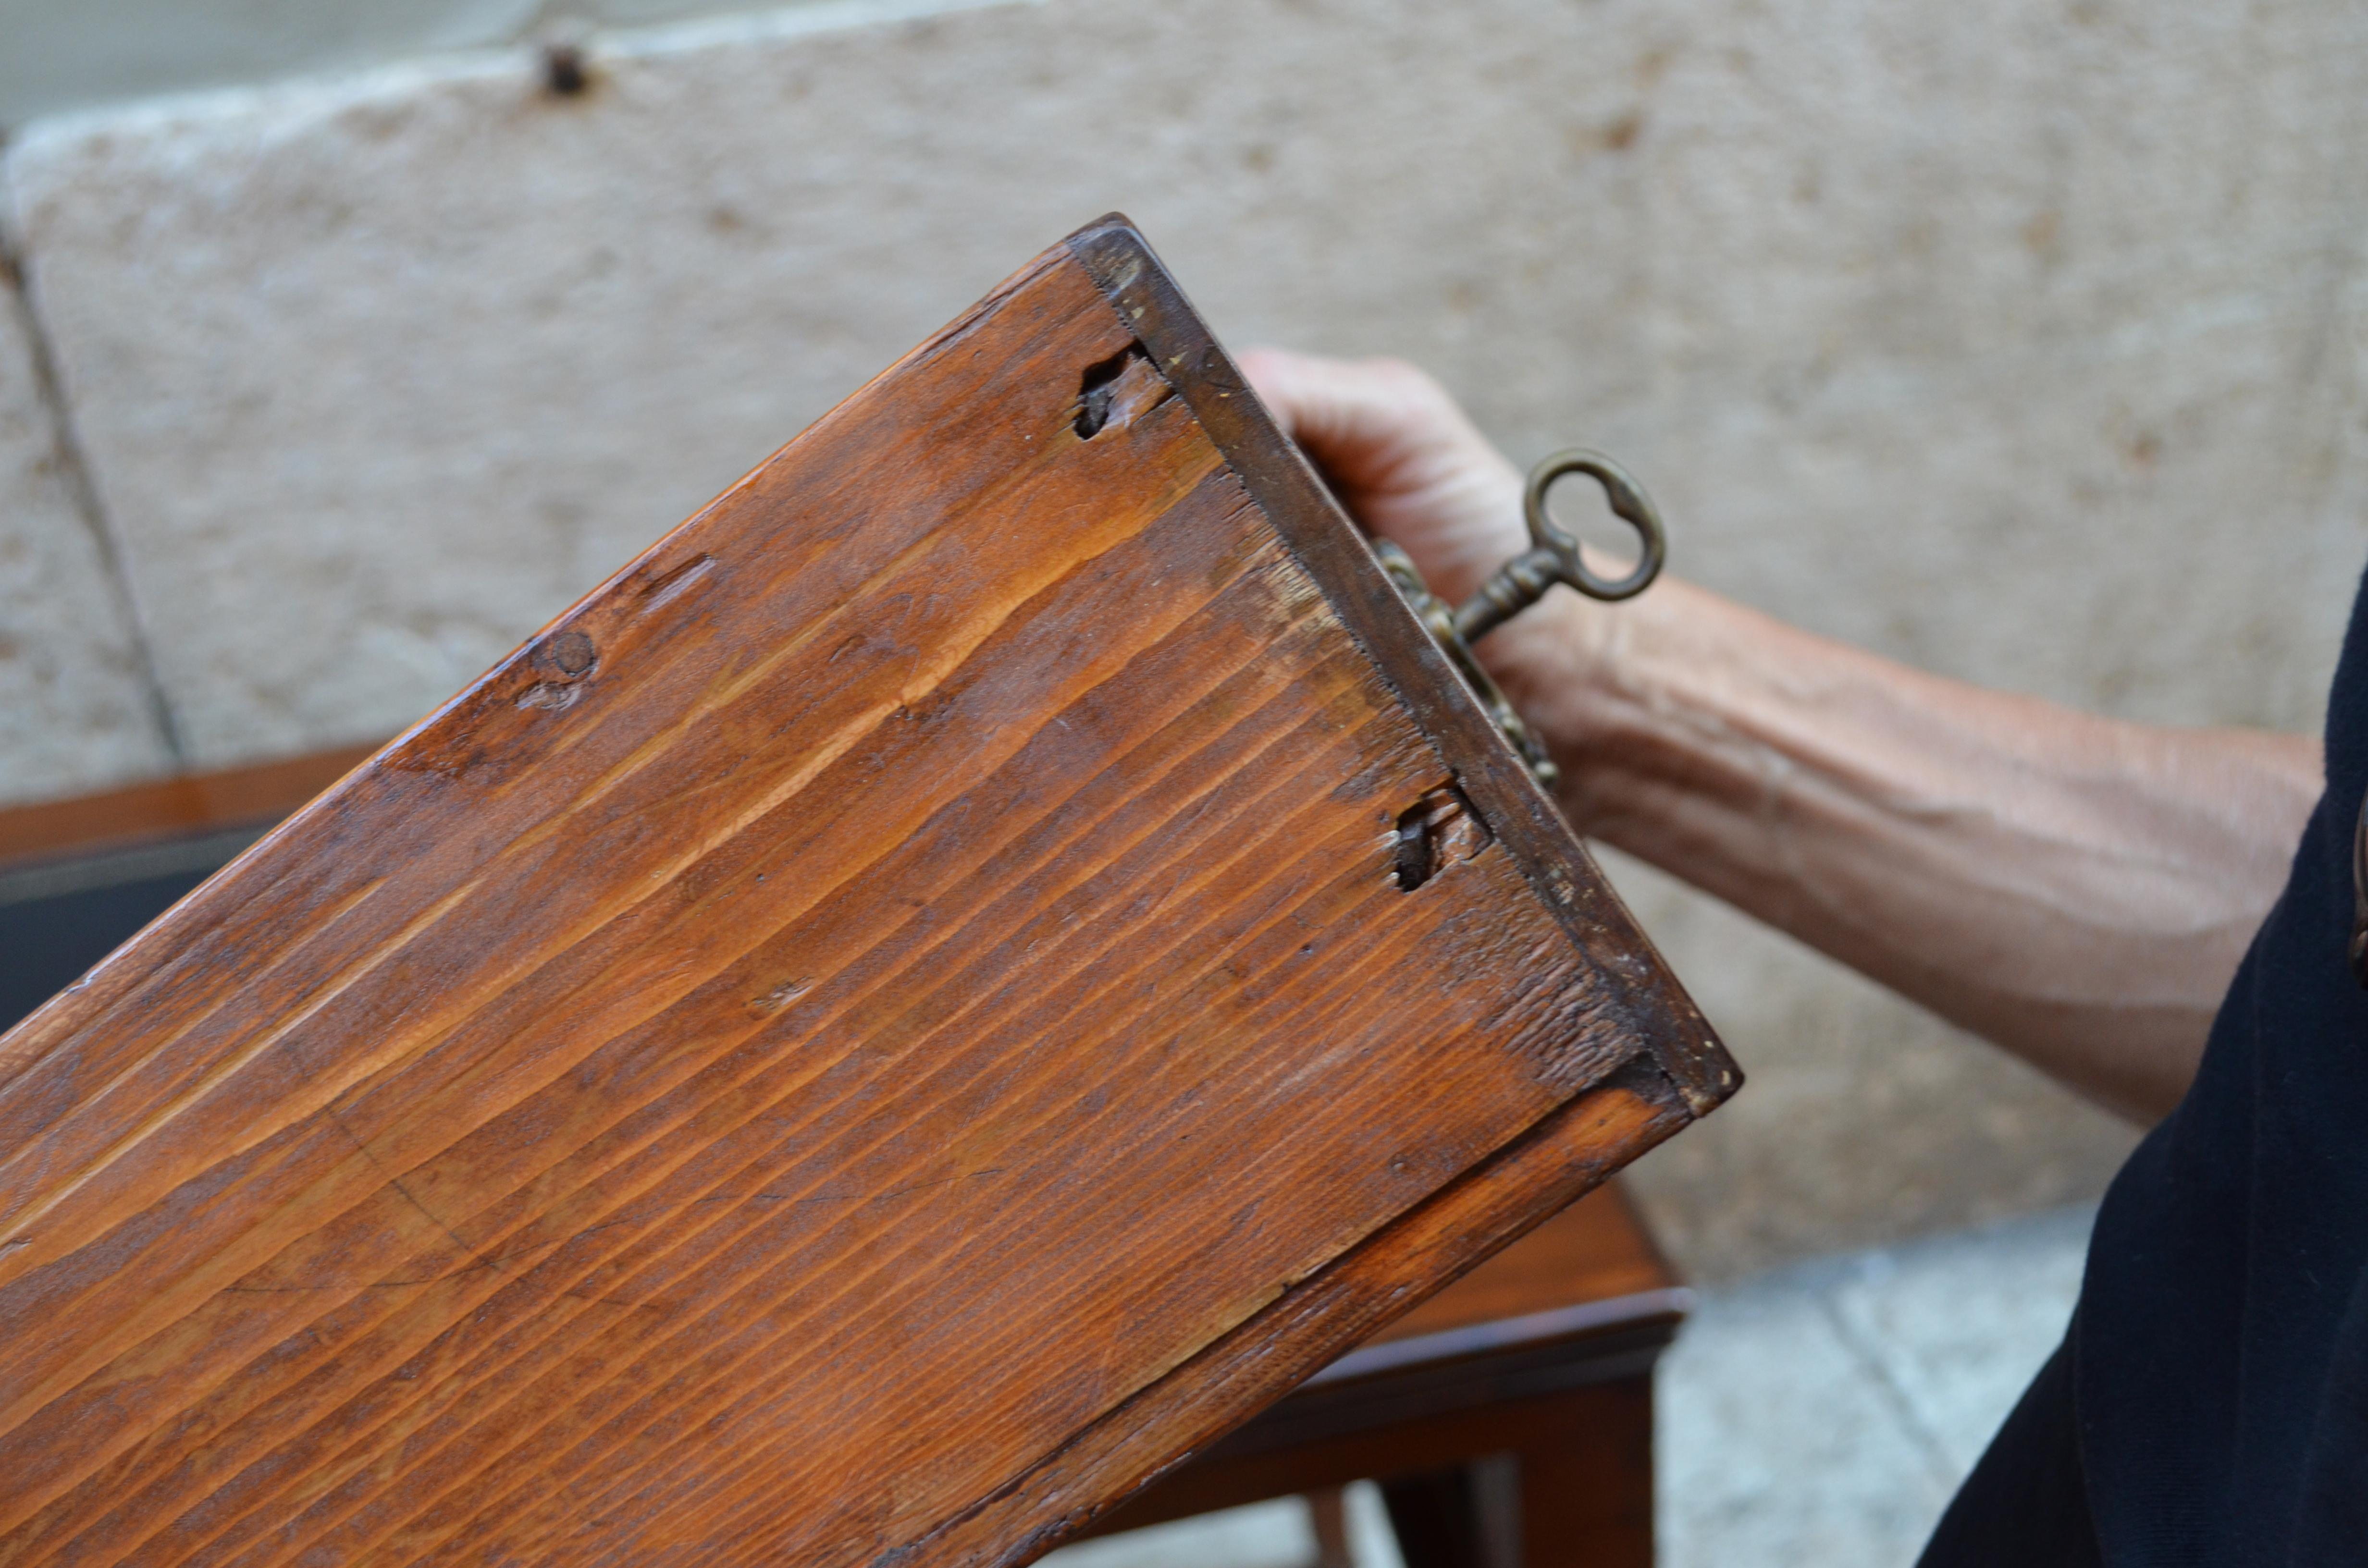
[1075, 349, 1132, 439]
[1394, 803, 1436, 893]
[1395, 786, 1493, 893]
[1074, 345, 1171, 439]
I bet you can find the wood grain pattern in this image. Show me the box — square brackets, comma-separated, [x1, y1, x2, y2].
[0, 217, 1734, 1568]
[1365, 1183, 1673, 1348]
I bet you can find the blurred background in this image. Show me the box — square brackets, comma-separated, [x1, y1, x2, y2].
[2, 0, 2363, 1562]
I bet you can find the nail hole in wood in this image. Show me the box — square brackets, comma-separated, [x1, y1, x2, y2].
[1394, 803, 1436, 893]
[550, 630, 598, 676]
[1394, 786, 1492, 893]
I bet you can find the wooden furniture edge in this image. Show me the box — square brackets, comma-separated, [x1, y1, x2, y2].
[1085, 1377, 1659, 1544]
[1082, 1180, 1686, 1540]
[0, 747, 380, 871]
[1083, 1295, 1687, 1536]
[895, 1062, 1693, 1568]
[1060, 216, 1739, 1120]
[1299, 1284, 1692, 1390]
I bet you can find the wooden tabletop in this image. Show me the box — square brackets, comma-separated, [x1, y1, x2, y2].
[1084, 1182, 1685, 1537]
[1281, 1180, 1687, 1414]
[0, 746, 373, 870]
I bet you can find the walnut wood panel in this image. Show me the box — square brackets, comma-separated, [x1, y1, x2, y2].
[0, 218, 1733, 1568]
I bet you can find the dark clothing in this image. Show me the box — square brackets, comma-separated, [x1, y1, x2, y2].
[1922, 567, 2368, 1565]
[1921, 1332, 2101, 1566]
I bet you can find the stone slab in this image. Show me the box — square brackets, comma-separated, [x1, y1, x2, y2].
[1821, 1206, 2095, 1475]
[1658, 1206, 2092, 1568]
[0, 0, 948, 130]
[0, 0, 537, 129]
[1660, 1260, 1959, 1567]
[0, 270, 173, 808]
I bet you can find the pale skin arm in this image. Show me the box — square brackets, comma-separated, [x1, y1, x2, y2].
[1241, 349, 2324, 1124]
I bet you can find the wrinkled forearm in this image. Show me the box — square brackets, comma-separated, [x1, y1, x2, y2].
[1484, 579, 2323, 1123]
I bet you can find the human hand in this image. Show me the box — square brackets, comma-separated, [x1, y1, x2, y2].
[1235, 347, 1637, 800]
[1240, 357, 2317, 1127]
[1237, 349, 1528, 606]
[1237, 344, 1638, 822]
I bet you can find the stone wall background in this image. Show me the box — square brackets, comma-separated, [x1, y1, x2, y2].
[6, 0, 2363, 1278]
[0, 0, 940, 126]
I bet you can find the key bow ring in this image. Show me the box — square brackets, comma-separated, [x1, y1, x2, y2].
[1373, 448, 1667, 789]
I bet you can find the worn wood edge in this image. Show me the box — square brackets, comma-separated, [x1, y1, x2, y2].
[1134, 1318, 1677, 1489]
[1078, 1349, 1665, 1537]
[880, 1060, 1692, 1568]
[1059, 216, 1739, 1119]
[1075, 1298, 1687, 1536]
